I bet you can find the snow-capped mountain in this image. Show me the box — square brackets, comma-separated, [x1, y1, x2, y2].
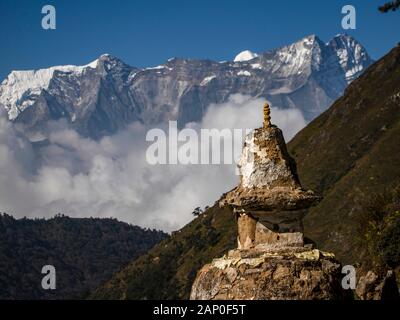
[0, 34, 373, 139]
[234, 50, 259, 62]
[1, 59, 99, 121]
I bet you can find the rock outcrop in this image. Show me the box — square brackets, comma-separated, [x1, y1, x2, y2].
[356, 269, 399, 300]
[191, 103, 348, 300]
[190, 245, 348, 300]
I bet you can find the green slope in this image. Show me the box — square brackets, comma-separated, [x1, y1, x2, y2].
[291, 45, 400, 264]
[91, 205, 236, 299]
[91, 45, 400, 300]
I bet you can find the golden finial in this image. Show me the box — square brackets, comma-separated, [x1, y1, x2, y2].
[263, 102, 271, 128]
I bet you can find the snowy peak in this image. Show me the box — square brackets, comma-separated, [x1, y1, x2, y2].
[294, 34, 324, 49]
[234, 50, 259, 62]
[264, 33, 372, 81]
[96, 54, 136, 74]
[328, 33, 361, 49]
[97, 53, 125, 66]
[327, 34, 372, 82]
[0, 59, 99, 120]
[274, 34, 324, 55]
[263, 35, 325, 77]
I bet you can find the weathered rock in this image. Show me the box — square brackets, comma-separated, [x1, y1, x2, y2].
[237, 214, 304, 250]
[222, 186, 320, 213]
[190, 247, 348, 300]
[238, 126, 300, 190]
[220, 126, 320, 213]
[356, 270, 400, 300]
[255, 222, 304, 247]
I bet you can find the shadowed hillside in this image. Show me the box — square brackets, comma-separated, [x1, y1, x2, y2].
[91, 44, 400, 300]
[91, 205, 236, 299]
[0, 214, 167, 299]
[291, 44, 400, 264]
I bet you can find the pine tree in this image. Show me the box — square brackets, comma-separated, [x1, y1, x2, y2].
[379, 0, 400, 12]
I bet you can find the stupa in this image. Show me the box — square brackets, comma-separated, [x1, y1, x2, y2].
[190, 103, 348, 300]
[220, 102, 320, 249]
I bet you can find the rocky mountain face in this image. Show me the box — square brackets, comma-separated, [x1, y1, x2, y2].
[0, 34, 372, 139]
[90, 45, 400, 300]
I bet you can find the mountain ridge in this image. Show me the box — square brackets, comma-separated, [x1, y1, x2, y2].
[0, 213, 167, 299]
[0, 34, 373, 139]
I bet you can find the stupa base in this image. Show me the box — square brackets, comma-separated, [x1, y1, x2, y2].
[190, 246, 348, 300]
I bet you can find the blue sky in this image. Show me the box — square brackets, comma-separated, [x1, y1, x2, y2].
[0, 0, 399, 80]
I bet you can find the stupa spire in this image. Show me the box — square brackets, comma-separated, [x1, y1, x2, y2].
[263, 102, 271, 128]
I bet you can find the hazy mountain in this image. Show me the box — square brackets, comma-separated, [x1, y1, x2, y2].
[0, 34, 372, 139]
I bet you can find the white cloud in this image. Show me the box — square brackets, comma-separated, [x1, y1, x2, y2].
[0, 95, 306, 232]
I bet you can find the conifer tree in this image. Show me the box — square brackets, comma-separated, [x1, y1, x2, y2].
[379, 0, 400, 12]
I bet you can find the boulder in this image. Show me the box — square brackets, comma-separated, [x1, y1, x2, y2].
[190, 246, 349, 300]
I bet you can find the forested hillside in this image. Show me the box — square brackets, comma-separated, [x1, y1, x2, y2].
[0, 214, 167, 299]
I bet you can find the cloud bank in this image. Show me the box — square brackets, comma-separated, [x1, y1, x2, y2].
[0, 95, 306, 232]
